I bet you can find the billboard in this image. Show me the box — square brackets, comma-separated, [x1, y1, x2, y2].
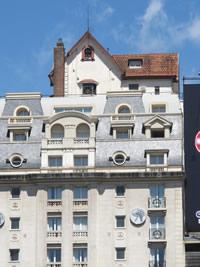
[184, 84, 200, 232]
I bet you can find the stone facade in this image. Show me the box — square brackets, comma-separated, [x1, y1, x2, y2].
[0, 31, 185, 267]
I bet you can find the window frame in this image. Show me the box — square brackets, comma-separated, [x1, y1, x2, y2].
[128, 59, 142, 68]
[82, 83, 97, 95]
[129, 83, 139, 90]
[10, 217, 20, 230]
[116, 185, 125, 197]
[151, 104, 166, 113]
[74, 187, 88, 199]
[48, 156, 63, 167]
[10, 249, 20, 262]
[48, 187, 62, 200]
[11, 187, 20, 199]
[74, 155, 88, 167]
[73, 212, 88, 231]
[115, 247, 126, 260]
[82, 45, 94, 61]
[115, 216, 126, 228]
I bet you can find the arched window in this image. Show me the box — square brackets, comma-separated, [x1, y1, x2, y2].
[118, 106, 130, 114]
[84, 48, 92, 59]
[51, 124, 64, 138]
[82, 46, 94, 61]
[76, 124, 90, 138]
[16, 108, 30, 116]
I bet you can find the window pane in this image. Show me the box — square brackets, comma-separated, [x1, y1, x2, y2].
[150, 185, 164, 198]
[74, 156, 88, 167]
[14, 134, 26, 141]
[116, 131, 128, 139]
[116, 248, 125, 259]
[11, 218, 20, 229]
[10, 249, 19, 261]
[11, 188, 20, 198]
[49, 157, 62, 167]
[48, 188, 62, 199]
[150, 155, 164, 165]
[116, 186, 125, 196]
[74, 187, 88, 199]
[116, 216, 125, 227]
[129, 84, 139, 90]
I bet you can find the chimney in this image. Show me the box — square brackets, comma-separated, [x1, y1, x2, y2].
[53, 38, 65, 97]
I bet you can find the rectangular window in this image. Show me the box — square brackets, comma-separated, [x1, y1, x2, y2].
[83, 83, 96, 95]
[116, 129, 129, 139]
[128, 59, 142, 68]
[129, 84, 139, 90]
[116, 248, 125, 260]
[73, 212, 88, 231]
[150, 155, 164, 165]
[116, 186, 125, 197]
[150, 248, 165, 266]
[155, 86, 160, 95]
[151, 129, 164, 138]
[152, 105, 166, 113]
[73, 245, 87, 263]
[74, 187, 88, 199]
[47, 247, 61, 263]
[74, 156, 88, 167]
[11, 187, 20, 199]
[54, 107, 92, 114]
[10, 249, 19, 261]
[150, 216, 165, 239]
[116, 216, 125, 228]
[47, 213, 62, 231]
[48, 156, 62, 167]
[13, 133, 26, 141]
[149, 185, 165, 208]
[48, 188, 62, 200]
[10, 218, 20, 230]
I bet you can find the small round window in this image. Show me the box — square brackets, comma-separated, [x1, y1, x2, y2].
[10, 155, 23, 168]
[113, 153, 126, 166]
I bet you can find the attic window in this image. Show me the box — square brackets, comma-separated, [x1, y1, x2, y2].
[128, 60, 142, 68]
[82, 46, 94, 61]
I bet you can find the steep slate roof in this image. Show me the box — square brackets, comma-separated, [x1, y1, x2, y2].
[65, 31, 179, 80]
[112, 53, 179, 80]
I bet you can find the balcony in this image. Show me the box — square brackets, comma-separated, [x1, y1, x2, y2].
[47, 200, 62, 210]
[149, 228, 165, 240]
[47, 263, 61, 267]
[73, 230, 88, 242]
[8, 117, 32, 124]
[47, 231, 62, 238]
[73, 200, 88, 211]
[42, 138, 95, 149]
[148, 197, 166, 209]
[73, 263, 87, 267]
[149, 260, 166, 267]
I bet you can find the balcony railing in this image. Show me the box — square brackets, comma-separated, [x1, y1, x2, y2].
[8, 117, 32, 124]
[149, 228, 165, 240]
[73, 231, 88, 238]
[148, 197, 166, 208]
[47, 231, 62, 238]
[73, 200, 88, 208]
[111, 114, 134, 121]
[74, 138, 89, 145]
[149, 260, 166, 267]
[47, 139, 63, 145]
[47, 263, 61, 267]
[73, 263, 87, 267]
[47, 200, 62, 207]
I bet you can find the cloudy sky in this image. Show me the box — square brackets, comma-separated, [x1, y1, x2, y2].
[0, 0, 200, 96]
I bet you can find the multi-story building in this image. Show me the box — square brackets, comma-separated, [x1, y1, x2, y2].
[0, 31, 185, 267]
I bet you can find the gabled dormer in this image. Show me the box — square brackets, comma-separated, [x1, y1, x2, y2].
[143, 115, 172, 138]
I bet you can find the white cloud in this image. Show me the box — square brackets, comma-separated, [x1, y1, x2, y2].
[96, 5, 114, 22]
[111, 0, 200, 53]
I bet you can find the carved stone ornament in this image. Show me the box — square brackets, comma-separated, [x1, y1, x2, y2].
[116, 200, 125, 209]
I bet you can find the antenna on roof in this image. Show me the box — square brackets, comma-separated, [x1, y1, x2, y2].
[87, 5, 90, 32]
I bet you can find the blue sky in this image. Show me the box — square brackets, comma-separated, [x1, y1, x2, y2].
[0, 0, 200, 97]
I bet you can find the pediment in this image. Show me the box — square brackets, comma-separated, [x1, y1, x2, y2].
[143, 115, 172, 129]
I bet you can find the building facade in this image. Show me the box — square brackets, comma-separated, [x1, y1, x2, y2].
[0, 32, 185, 267]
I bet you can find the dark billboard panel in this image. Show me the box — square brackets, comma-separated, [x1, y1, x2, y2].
[184, 84, 200, 232]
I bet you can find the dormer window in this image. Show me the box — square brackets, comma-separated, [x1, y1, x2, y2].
[128, 59, 142, 68]
[83, 83, 96, 95]
[82, 46, 94, 61]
